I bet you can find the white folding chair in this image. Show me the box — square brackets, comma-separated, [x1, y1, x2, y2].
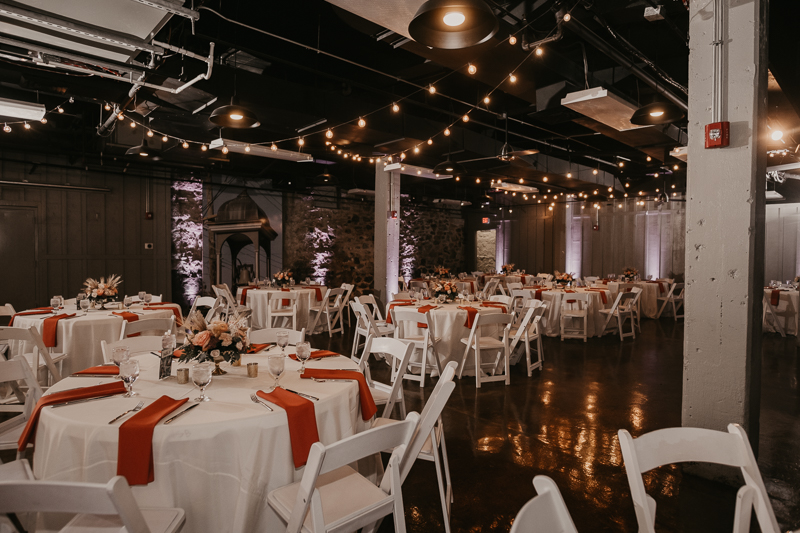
[340, 283, 355, 326]
[481, 278, 500, 299]
[368, 362, 458, 533]
[398, 276, 408, 292]
[357, 335, 415, 420]
[212, 284, 250, 319]
[0, 356, 42, 460]
[489, 295, 513, 307]
[559, 293, 590, 342]
[584, 276, 599, 286]
[268, 291, 299, 330]
[0, 326, 66, 385]
[358, 294, 390, 325]
[309, 288, 345, 337]
[392, 291, 411, 301]
[268, 413, 419, 533]
[458, 312, 513, 387]
[351, 299, 394, 360]
[509, 303, 545, 376]
[598, 292, 636, 341]
[0, 476, 186, 533]
[629, 287, 643, 332]
[509, 476, 579, 533]
[0, 303, 15, 326]
[618, 424, 780, 533]
[101, 337, 164, 364]
[249, 328, 306, 345]
[391, 307, 444, 388]
[506, 282, 523, 291]
[119, 316, 175, 339]
[655, 282, 685, 320]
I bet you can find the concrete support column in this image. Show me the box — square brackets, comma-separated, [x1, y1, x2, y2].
[682, 0, 768, 450]
[374, 163, 401, 302]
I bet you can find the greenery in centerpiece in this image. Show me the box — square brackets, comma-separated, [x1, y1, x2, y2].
[272, 269, 293, 287]
[82, 275, 122, 307]
[177, 311, 249, 364]
[433, 280, 459, 301]
[501, 263, 515, 274]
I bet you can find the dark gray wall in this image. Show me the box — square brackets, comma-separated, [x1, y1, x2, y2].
[0, 153, 172, 310]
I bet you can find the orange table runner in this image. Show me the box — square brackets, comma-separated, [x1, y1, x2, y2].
[481, 302, 507, 313]
[8, 310, 51, 327]
[18, 381, 127, 451]
[771, 289, 782, 307]
[257, 388, 319, 468]
[385, 302, 413, 324]
[74, 365, 119, 375]
[586, 289, 608, 304]
[301, 369, 377, 420]
[459, 306, 478, 328]
[240, 286, 258, 305]
[117, 395, 188, 485]
[42, 313, 75, 347]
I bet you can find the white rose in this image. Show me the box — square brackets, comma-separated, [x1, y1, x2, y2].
[211, 349, 220, 358]
[91, 289, 98, 297]
[236, 341, 243, 350]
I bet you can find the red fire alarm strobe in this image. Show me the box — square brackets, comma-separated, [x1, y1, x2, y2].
[592, 224, 600, 231]
[705, 121, 730, 148]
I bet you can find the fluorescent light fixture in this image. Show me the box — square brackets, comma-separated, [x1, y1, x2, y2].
[209, 138, 313, 162]
[385, 162, 450, 180]
[0, 97, 46, 120]
[493, 181, 539, 194]
[434, 198, 471, 206]
[669, 146, 688, 162]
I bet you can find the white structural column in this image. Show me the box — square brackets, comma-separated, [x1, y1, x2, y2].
[374, 162, 401, 301]
[682, 0, 767, 449]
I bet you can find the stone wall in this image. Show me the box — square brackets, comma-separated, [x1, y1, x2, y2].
[283, 193, 465, 295]
[476, 229, 496, 272]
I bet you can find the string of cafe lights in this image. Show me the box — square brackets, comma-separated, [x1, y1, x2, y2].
[1, 97, 74, 133]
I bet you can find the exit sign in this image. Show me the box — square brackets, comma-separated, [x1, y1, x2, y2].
[482, 217, 489, 224]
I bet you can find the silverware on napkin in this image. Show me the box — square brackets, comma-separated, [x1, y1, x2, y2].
[285, 389, 319, 401]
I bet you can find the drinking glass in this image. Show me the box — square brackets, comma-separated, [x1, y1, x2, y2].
[50, 297, 60, 313]
[289, 278, 295, 287]
[144, 294, 153, 305]
[138, 291, 146, 303]
[124, 296, 133, 310]
[267, 355, 285, 391]
[56, 295, 64, 308]
[276, 331, 289, 355]
[111, 346, 130, 367]
[295, 341, 311, 374]
[119, 359, 139, 397]
[191, 362, 213, 402]
[80, 298, 90, 315]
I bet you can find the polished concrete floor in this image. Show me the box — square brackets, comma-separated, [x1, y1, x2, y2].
[311, 317, 800, 532]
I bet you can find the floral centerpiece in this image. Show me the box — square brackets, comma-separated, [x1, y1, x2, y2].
[555, 272, 574, 286]
[82, 275, 122, 309]
[502, 263, 515, 274]
[435, 266, 450, 277]
[273, 269, 293, 288]
[178, 311, 249, 373]
[434, 281, 459, 301]
[622, 267, 638, 280]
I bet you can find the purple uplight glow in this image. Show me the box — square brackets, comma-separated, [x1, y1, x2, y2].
[307, 227, 334, 284]
[171, 180, 203, 307]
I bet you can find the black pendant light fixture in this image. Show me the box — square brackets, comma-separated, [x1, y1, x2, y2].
[433, 158, 466, 176]
[409, 0, 499, 49]
[209, 96, 260, 129]
[125, 136, 160, 158]
[630, 100, 685, 126]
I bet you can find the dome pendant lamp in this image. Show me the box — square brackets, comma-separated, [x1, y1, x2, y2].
[409, 0, 499, 49]
[209, 96, 260, 129]
[630, 100, 685, 126]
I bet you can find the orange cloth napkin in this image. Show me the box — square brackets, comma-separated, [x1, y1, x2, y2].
[257, 388, 319, 468]
[771, 289, 782, 307]
[416, 304, 437, 328]
[247, 343, 271, 354]
[385, 302, 413, 324]
[117, 395, 189, 485]
[42, 313, 75, 347]
[112, 311, 139, 323]
[481, 302, 508, 313]
[240, 286, 258, 305]
[281, 288, 291, 307]
[8, 310, 51, 327]
[586, 289, 608, 304]
[289, 349, 339, 361]
[535, 289, 548, 300]
[304, 286, 323, 301]
[18, 381, 127, 451]
[459, 306, 478, 328]
[144, 305, 183, 327]
[301, 369, 377, 421]
[520, 275, 527, 285]
[647, 281, 667, 294]
[74, 365, 119, 375]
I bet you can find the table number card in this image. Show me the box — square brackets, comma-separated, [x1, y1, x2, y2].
[159, 349, 173, 380]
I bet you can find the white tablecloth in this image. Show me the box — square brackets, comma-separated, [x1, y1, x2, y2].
[237, 286, 327, 332]
[534, 288, 612, 337]
[763, 288, 800, 335]
[596, 281, 670, 319]
[7, 305, 179, 375]
[33, 347, 366, 533]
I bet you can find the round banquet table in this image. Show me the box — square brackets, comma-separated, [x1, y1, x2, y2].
[33, 346, 368, 533]
[594, 280, 673, 319]
[531, 288, 613, 338]
[387, 301, 503, 375]
[236, 286, 327, 332]
[763, 288, 799, 335]
[6, 304, 179, 375]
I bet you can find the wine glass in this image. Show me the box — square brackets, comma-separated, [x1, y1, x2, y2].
[276, 331, 289, 355]
[112, 346, 130, 367]
[56, 295, 64, 309]
[144, 294, 153, 305]
[267, 354, 285, 391]
[50, 297, 60, 313]
[80, 298, 90, 315]
[138, 291, 146, 303]
[295, 341, 311, 374]
[123, 296, 133, 310]
[191, 362, 213, 402]
[119, 359, 139, 397]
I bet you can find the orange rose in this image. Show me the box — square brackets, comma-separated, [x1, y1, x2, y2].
[192, 330, 212, 351]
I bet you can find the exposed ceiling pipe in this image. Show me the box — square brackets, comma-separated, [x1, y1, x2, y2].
[521, 7, 566, 51]
[567, 17, 688, 111]
[129, 0, 200, 21]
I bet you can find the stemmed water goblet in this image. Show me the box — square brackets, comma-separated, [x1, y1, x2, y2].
[295, 342, 311, 374]
[50, 297, 60, 313]
[124, 296, 133, 310]
[276, 331, 289, 356]
[267, 354, 285, 392]
[144, 293, 153, 305]
[191, 362, 213, 402]
[119, 359, 140, 397]
[112, 346, 130, 368]
[138, 291, 146, 303]
[80, 298, 90, 315]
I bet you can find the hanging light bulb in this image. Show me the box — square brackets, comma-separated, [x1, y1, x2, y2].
[543, 176, 548, 182]
[161, 135, 168, 142]
[509, 35, 517, 45]
[40, 117, 47, 124]
[129, 120, 136, 128]
[427, 138, 433, 145]
[400, 152, 406, 160]
[325, 129, 333, 139]
[444, 128, 451, 136]
[298, 137, 305, 146]
[646, 156, 652, 162]
[23, 122, 30, 130]
[57, 106, 64, 114]
[455, 176, 460, 181]
[468, 63, 477, 75]
[509, 74, 517, 83]
[618, 161, 624, 167]
[338, 149, 343, 155]
[221, 145, 229, 154]
[330, 145, 336, 151]
[2, 124, 10, 133]
[369, 158, 375, 163]
[146, 129, 153, 137]
[117, 112, 124, 120]
[654, 172, 659, 178]
[567, 172, 572, 178]
[483, 95, 490, 104]
[625, 183, 630, 187]
[593, 169, 598, 175]
[201, 144, 208, 151]
[271, 143, 278, 151]
[563, 12, 571, 21]
[535, 47, 543, 56]
[673, 164, 679, 170]
[519, 178, 524, 183]
[358, 117, 366, 128]
[414, 146, 420, 153]
[476, 177, 481, 183]
[462, 114, 470, 122]
[392, 103, 400, 112]
[104, 103, 111, 111]
[182, 141, 189, 149]
[429, 85, 436, 94]
[245, 144, 251, 153]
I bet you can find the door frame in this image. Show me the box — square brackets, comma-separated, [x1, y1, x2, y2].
[0, 202, 40, 307]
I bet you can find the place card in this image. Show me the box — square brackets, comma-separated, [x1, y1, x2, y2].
[158, 349, 173, 380]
